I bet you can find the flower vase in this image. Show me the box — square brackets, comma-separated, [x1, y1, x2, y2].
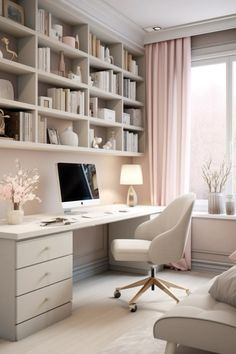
[7, 204, 24, 225]
[208, 192, 225, 214]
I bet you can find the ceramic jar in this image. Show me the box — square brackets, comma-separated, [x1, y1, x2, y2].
[60, 127, 79, 146]
[7, 208, 24, 225]
[208, 192, 225, 214]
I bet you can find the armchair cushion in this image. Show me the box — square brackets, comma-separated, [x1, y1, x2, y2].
[209, 265, 236, 308]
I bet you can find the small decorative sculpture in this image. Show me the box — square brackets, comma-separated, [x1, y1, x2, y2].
[0, 109, 10, 136]
[58, 51, 65, 77]
[1, 37, 18, 61]
[102, 141, 112, 150]
[92, 136, 102, 149]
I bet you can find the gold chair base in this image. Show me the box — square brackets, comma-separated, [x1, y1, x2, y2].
[115, 275, 190, 305]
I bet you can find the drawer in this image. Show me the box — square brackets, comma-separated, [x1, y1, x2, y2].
[16, 278, 72, 324]
[16, 255, 72, 296]
[16, 302, 71, 341]
[16, 232, 72, 268]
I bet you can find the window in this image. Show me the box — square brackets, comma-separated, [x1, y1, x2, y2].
[190, 52, 236, 200]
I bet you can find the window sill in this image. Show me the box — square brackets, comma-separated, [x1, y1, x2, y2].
[193, 212, 236, 220]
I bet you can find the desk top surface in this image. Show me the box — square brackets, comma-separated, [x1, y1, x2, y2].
[0, 204, 163, 241]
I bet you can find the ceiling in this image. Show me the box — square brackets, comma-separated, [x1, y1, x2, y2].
[100, 0, 236, 30]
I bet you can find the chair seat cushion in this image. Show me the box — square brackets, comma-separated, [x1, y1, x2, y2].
[111, 239, 151, 262]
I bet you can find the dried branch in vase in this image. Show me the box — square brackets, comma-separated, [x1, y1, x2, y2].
[202, 159, 231, 193]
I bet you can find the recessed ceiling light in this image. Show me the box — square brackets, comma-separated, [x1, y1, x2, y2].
[153, 26, 161, 31]
[143, 26, 162, 32]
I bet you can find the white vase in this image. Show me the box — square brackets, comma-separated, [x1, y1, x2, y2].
[60, 127, 79, 146]
[208, 192, 225, 214]
[7, 209, 24, 225]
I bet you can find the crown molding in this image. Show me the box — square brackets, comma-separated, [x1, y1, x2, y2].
[144, 14, 236, 44]
[57, 0, 145, 53]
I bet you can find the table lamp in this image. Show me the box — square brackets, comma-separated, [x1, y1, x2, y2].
[120, 164, 143, 207]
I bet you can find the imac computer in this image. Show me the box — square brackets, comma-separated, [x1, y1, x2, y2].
[57, 162, 100, 214]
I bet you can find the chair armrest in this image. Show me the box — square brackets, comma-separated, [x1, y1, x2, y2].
[135, 214, 166, 240]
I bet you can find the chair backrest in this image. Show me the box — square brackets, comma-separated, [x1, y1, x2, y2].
[135, 193, 196, 265]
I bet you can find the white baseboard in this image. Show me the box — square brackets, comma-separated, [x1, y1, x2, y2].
[192, 259, 232, 273]
[73, 257, 109, 282]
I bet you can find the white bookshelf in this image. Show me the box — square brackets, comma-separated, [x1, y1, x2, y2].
[0, 0, 145, 156]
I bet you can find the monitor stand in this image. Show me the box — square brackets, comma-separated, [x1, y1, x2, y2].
[64, 209, 88, 216]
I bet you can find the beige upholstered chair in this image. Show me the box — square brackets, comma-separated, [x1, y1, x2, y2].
[111, 193, 196, 311]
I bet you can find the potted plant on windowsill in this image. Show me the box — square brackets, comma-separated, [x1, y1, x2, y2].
[202, 159, 231, 214]
[0, 160, 41, 224]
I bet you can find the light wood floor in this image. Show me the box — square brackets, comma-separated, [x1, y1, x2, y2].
[0, 270, 214, 354]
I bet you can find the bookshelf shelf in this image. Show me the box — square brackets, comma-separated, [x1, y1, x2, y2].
[89, 55, 122, 72]
[0, 58, 35, 75]
[38, 107, 89, 121]
[89, 117, 122, 128]
[89, 87, 121, 100]
[0, 139, 144, 156]
[37, 33, 88, 59]
[0, 98, 35, 110]
[123, 97, 144, 107]
[0, 16, 35, 37]
[37, 71, 88, 89]
[0, 0, 145, 156]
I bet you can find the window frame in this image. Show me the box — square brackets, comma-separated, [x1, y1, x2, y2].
[191, 44, 236, 210]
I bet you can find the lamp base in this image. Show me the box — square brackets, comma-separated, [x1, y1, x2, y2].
[127, 185, 137, 207]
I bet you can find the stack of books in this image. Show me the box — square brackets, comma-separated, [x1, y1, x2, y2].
[123, 79, 136, 100]
[47, 88, 85, 114]
[123, 131, 138, 152]
[37, 9, 52, 36]
[91, 70, 118, 94]
[38, 47, 51, 72]
[123, 49, 138, 75]
[89, 33, 110, 61]
[125, 108, 142, 126]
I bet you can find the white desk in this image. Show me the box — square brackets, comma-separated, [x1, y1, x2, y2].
[0, 204, 161, 341]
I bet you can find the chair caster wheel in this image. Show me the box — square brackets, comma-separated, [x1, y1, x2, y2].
[129, 303, 137, 312]
[114, 289, 121, 298]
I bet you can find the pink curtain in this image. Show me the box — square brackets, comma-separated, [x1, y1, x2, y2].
[145, 37, 191, 270]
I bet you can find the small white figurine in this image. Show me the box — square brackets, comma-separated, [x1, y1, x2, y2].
[92, 137, 102, 149]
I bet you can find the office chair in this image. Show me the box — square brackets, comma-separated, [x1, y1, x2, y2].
[111, 193, 196, 311]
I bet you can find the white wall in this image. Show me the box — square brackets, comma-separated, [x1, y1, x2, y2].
[0, 149, 131, 219]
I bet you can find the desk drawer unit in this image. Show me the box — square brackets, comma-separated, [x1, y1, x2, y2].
[16, 255, 73, 296]
[17, 278, 72, 324]
[16, 231, 72, 268]
[0, 231, 73, 341]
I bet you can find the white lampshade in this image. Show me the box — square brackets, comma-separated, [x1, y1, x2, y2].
[120, 164, 143, 185]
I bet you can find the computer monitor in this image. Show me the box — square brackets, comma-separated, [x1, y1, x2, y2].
[57, 162, 100, 213]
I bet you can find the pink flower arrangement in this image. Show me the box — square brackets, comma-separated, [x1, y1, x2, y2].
[0, 160, 40, 210]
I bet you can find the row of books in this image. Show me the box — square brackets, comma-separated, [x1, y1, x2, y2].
[3, 111, 34, 142]
[123, 79, 136, 100]
[38, 47, 51, 72]
[123, 130, 138, 152]
[89, 33, 110, 61]
[38, 116, 47, 144]
[123, 49, 138, 75]
[125, 108, 142, 127]
[91, 70, 119, 94]
[37, 9, 52, 37]
[47, 88, 85, 114]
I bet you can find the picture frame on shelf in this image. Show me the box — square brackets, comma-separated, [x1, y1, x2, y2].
[3, 0, 24, 25]
[38, 96, 52, 109]
[47, 128, 60, 145]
